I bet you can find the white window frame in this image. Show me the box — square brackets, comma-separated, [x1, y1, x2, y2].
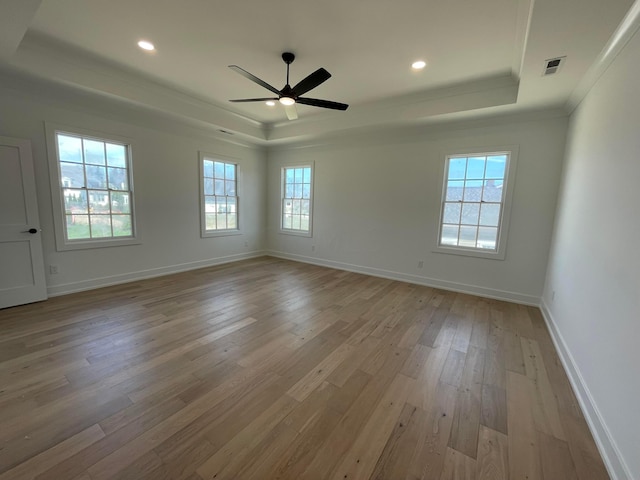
[45, 123, 140, 251]
[434, 146, 518, 260]
[279, 162, 314, 237]
[199, 152, 242, 238]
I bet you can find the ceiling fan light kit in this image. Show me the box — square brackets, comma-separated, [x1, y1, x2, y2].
[229, 52, 349, 120]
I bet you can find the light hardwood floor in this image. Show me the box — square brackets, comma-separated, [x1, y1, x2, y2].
[0, 257, 609, 480]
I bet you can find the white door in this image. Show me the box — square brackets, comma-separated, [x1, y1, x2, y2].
[0, 136, 47, 309]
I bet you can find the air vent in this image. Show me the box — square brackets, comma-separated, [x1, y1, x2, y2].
[543, 56, 566, 76]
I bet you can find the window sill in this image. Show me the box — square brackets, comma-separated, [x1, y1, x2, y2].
[279, 229, 312, 238]
[57, 236, 141, 251]
[433, 244, 506, 260]
[202, 229, 242, 238]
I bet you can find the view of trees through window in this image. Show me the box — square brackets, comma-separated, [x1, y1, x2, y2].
[282, 166, 311, 232]
[202, 159, 237, 231]
[440, 153, 508, 250]
[56, 133, 134, 240]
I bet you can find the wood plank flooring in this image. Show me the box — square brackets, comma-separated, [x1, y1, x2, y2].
[0, 257, 609, 479]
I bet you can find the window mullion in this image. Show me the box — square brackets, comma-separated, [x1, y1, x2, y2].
[79, 138, 91, 239]
[439, 152, 510, 254]
[281, 165, 312, 235]
[201, 158, 239, 234]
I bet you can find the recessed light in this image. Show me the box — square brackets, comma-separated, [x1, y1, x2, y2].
[266, 100, 276, 106]
[411, 60, 426, 70]
[137, 40, 155, 51]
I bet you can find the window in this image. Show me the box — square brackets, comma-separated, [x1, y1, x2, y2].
[436, 149, 516, 259]
[281, 164, 313, 235]
[47, 125, 138, 251]
[200, 153, 239, 236]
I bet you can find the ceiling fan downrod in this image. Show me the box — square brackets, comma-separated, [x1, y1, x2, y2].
[282, 52, 295, 86]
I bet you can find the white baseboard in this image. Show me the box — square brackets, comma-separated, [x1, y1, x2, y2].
[267, 250, 540, 305]
[540, 299, 632, 480]
[47, 250, 267, 297]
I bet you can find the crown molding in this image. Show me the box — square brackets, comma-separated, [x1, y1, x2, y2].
[0, 0, 41, 59]
[566, 0, 640, 112]
[266, 106, 568, 152]
[0, 67, 264, 151]
[8, 32, 268, 142]
[511, 0, 535, 79]
[265, 74, 519, 143]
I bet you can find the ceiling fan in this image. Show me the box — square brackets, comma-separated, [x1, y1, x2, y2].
[228, 52, 349, 120]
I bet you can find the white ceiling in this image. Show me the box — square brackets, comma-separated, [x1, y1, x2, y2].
[0, 0, 636, 143]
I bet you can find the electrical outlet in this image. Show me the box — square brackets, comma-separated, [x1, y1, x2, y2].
[311, 245, 316, 252]
[417, 260, 424, 269]
[552, 290, 556, 302]
[49, 265, 59, 275]
[244, 241, 249, 247]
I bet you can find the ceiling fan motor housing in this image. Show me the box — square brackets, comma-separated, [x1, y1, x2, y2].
[282, 52, 295, 64]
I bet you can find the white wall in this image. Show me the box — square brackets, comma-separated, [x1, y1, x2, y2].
[0, 78, 267, 296]
[542, 27, 640, 480]
[266, 115, 568, 304]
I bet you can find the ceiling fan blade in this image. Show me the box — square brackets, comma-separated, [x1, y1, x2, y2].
[229, 98, 278, 103]
[297, 97, 349, 110]
[291, 68, 331, 96]
[284, 104, 298, 120]
[229, 65, 281, 96]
